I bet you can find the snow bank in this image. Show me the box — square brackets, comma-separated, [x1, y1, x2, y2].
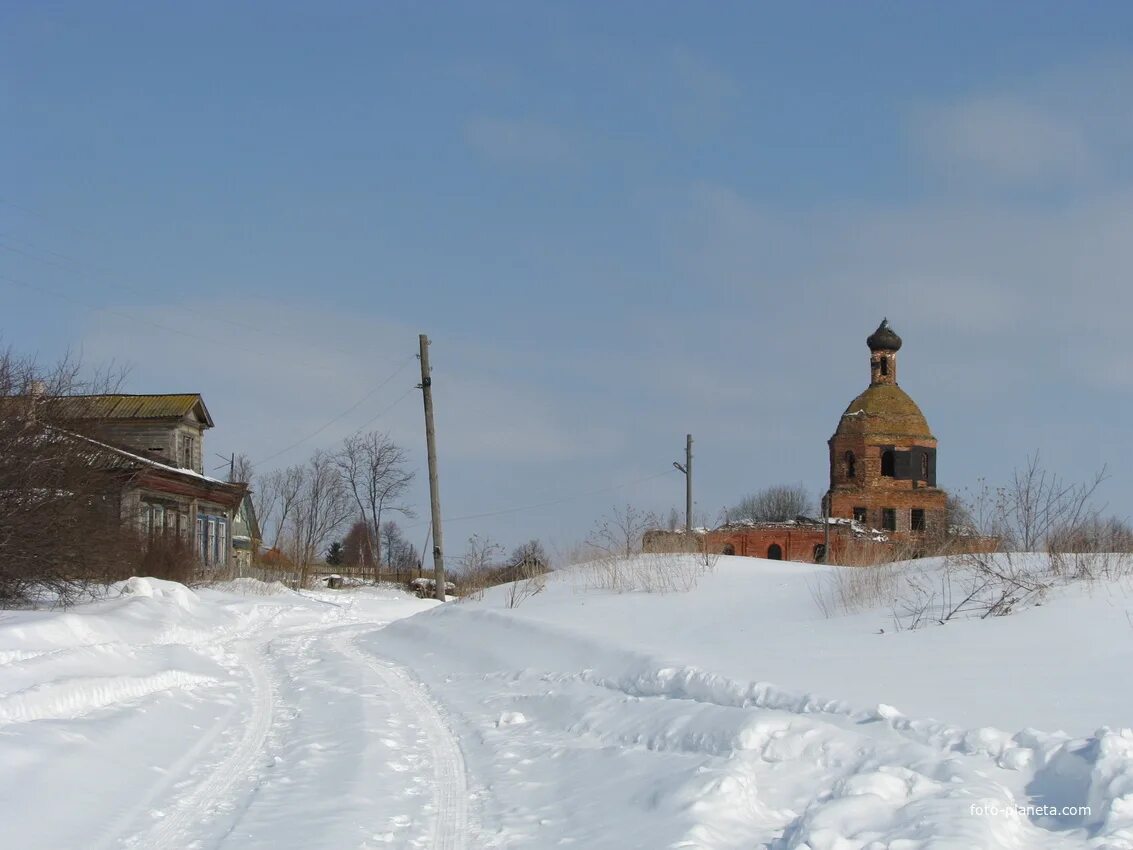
[365, 554, 1133, 848]
[0, 577, 438, 850]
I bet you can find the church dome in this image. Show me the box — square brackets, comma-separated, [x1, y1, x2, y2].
[867, 319, 902, 352]
[834, 384, 933, 440]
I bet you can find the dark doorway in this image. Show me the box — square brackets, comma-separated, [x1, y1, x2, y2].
[722, 544, 735, 556]
[767, 543, 783, 560]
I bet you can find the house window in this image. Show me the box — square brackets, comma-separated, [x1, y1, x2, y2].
[197, 516, 207, 563]
[911, 508, 926, 532]
[197, 513, 228, 567]
[853, 506, 868, 523]
[144, 503, 165, 537]
[881, 450, 895, 477]
[844, 451, 856, 479]
[882, 508, 897, 531]
[182, 435, 195, 470]
[216, 518, 227, 566]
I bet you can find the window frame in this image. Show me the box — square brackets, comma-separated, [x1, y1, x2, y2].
[882, 507, 897, 532]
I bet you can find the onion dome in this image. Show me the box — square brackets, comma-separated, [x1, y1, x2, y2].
[866, 319, 902, 352]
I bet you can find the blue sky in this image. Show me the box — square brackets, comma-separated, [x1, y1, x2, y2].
[4, 2, 1133, 557]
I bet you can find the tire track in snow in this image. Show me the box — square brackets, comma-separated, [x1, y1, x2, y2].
[127, 639, 274, 850]
[341, 632, 470, 850]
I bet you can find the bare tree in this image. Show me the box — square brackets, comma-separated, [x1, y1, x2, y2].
[510, 539, 550, 573]
[290, 450, 352, 585]
[342, 518, 376, 570]
[453, 533, 504, 600]
[0, 345, 148, 605]
[960, 452, 1107, 552]
[458, 533, 504, 576]
[1048, 515, 1133, 553]
[229, 452, 255, 485]
[335, 431, 415, 581]
[380, 520, 418, 581]
[259, 464, 306, 552]
[728, 484, 813, 523]
[586, 504, 660, 558]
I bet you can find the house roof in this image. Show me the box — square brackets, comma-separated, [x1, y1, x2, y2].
[45, 394, 214, 428]
[66, 430, 246, 506]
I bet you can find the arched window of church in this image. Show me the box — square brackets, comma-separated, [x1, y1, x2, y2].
[844, 451, 856, 479]
[881, 449, 895, 477]
[880, 358, 889, 376]
[920, 452, 929, 480]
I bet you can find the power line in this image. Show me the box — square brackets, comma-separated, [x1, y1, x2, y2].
[346, 384, 418, 437]
[1, 270, 420, 471]
[0, 272, 277, 361]
[406, 469, 678, 529]
[251, 356, 416, 467]
[0, 232, 375, 362]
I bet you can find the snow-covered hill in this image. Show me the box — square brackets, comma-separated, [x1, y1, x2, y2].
[369, 554, 1133, 848]
[1, 556, 1131, 848]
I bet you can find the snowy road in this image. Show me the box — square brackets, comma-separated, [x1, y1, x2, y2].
[0, 581, 466, 850]
[122, 624, 472, 850]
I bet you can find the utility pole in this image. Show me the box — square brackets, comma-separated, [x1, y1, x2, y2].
[672, 433, 693, 535]
[822, 491, 830, 564]
[418, 334, 446, 602]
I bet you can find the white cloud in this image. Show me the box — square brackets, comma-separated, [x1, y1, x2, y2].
[463, 117, 576, 167]
[667, 47, 740, 137]
[911, 96, 1092, 186]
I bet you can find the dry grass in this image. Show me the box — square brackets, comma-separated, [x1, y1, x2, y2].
[808, 561, 903, 618]
[573, 552, 718, 595]
[811, 548, 1133, 630]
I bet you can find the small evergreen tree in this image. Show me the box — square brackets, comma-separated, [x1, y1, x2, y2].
[326, 541, 344, 566]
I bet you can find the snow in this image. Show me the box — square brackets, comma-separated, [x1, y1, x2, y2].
[2, 555, 1132, 848]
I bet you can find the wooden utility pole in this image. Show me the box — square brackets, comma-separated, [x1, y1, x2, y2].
[684, 434, 693, 534]
[822, 491, 830, 564]
[418, 334, 446, 602]
[673, 434, 693, 535]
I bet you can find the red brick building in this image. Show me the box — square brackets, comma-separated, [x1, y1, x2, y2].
[644, 319, 969, 564]
[824, 319, 946, 539]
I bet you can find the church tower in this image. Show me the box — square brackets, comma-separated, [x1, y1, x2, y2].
[825, 319, 946, 536]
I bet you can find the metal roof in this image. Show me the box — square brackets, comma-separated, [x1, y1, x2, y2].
[45, 394, 214, 427]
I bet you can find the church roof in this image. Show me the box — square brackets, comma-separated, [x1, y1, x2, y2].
[866, 318, 902, 352]
[834, 383, 933, 440]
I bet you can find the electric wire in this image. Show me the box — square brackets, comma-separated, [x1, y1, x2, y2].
[0, 232, 376, 362]
[251, 356, 416, 467]
[405, 469, 678, 529]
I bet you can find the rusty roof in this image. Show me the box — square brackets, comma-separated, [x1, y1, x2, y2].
[833, 384, 933, 441]
[45, 394, 214, 428]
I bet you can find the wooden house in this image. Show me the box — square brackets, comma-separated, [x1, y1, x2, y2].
[47, 394, 247, 570]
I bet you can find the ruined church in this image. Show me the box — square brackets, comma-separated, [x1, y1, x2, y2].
[824, 319, 946, 537]
[646, 318, 950, 562]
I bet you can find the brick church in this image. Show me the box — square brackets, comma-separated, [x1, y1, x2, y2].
[824, 318, 946, 537]
[646, 318, 953, 563]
